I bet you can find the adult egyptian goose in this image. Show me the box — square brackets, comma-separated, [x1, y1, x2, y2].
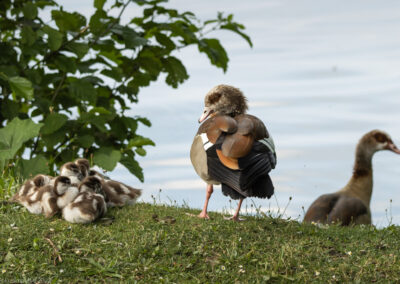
[190, 85, 277, 221]
[304, 130, 400, 225]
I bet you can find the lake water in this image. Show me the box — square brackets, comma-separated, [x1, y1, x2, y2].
[62, 0, 400, 226]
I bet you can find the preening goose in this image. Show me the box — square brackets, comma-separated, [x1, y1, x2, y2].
[304, 130, 400, 225]
[190, 85, 277, 221]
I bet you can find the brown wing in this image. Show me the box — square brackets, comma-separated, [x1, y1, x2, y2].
[205, 115, 237, 143]
[221, 116, 254, 158]
[304, 193, 368, 225]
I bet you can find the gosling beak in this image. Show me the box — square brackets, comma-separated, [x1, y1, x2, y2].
[198, 107, 214, 123]
[386, 142, 400, 154]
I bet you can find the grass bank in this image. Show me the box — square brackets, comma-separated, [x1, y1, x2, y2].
[1, 196, 400, 283]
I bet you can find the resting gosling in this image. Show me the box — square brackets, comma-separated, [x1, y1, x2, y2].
[10, 174, 53, 202]
[62, 177, 107, 224]
[60, 162, 84, 185]
[18, 176, 72, 217]
[304, 130, 400, 225]
[74, 158, 90, 178]
[101, 179, 142, 207]
[62, 192, 107, 224]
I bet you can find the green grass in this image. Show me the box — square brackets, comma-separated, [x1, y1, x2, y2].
[1, 181, 400, 283]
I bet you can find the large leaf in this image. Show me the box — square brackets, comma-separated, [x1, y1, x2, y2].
[42, 129, 67, 150]
[51, 10, 86, 32]
[22, 2, 38, 20]
[69, 79, 97, 103]
[40, 113, 69, 135]
[43, 26, 63, 51]
[8, 76, 34, 100]
[53, 54, 77, 73]
[198, 38, 229, 72]
[94, 0, 106, 10]
[0, 118, 43, 162]
[21, 26, 37, 46]
[18, 155, 50, 179]
[76, 135, 94, 148]
[162, 56, 189, 88]
[93, 147, 121, 171]
[65, 42, 89, 58]
[120, 154, 144, 182]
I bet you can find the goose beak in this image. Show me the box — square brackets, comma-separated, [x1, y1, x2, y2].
[386, 142, 400, 154]
[198, 107, 214, 123]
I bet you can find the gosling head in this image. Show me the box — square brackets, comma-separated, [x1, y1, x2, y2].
[74, 158, 90, 178]
[60, 162, 84, 182]
[79, 176, 104, 195]
[53, 176, 72, 195]
[199, 84, 248, 123]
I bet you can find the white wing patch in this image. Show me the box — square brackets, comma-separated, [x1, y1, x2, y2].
[200, 133, 213, 151]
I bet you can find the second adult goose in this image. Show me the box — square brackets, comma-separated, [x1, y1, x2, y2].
[304, 130, 400, 225]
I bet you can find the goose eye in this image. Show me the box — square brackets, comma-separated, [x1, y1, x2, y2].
[374, 133, 387, 143]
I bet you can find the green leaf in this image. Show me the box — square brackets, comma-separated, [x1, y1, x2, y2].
[8, 76, 34, 100]
[198, 38, 229, 72]
[43, 26, 63, 51]
[0, 118, 43, 162]
[113, 26, 147, 49]
[155, 33, 176, 50]
[76, 135, 94, 148]
[69, 79, 97, 103]
[1, 99, 20, 120]
[65, 42, 89, 58]
[94, 0, 107, 10]
[101, 67, 124, 82]
[40, 113, 69, 135]
[120, 153, 143, 182]
[79, 113, 108, 133]
[51, 10, 86, 32]
[137, 117, 151, 127]
[221, 23, 253, 47]
[53, 54, 77, 73]
[42, 129, 66, 150]
[135, 147, 146, 156]
[128, 136, 155, 148]
[18, 155, 50, 179]
[23, 2, 38, 20]
[122, 117, 138, 132]
[21, 26, 37, 46]
[93, 147, 121, 171]
[162, 56, 189, 88]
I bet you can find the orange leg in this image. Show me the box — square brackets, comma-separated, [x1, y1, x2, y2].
[198, 184, 213, 219]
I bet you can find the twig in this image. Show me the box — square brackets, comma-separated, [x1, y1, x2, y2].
[44, 237, 63, 265]
[51, 73, 67, 104]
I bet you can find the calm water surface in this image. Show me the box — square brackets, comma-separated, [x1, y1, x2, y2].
[62, 0, 400, 226]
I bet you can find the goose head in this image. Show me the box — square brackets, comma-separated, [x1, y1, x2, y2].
[199, 84, 248, 123]
[359, 130, 400, 157]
